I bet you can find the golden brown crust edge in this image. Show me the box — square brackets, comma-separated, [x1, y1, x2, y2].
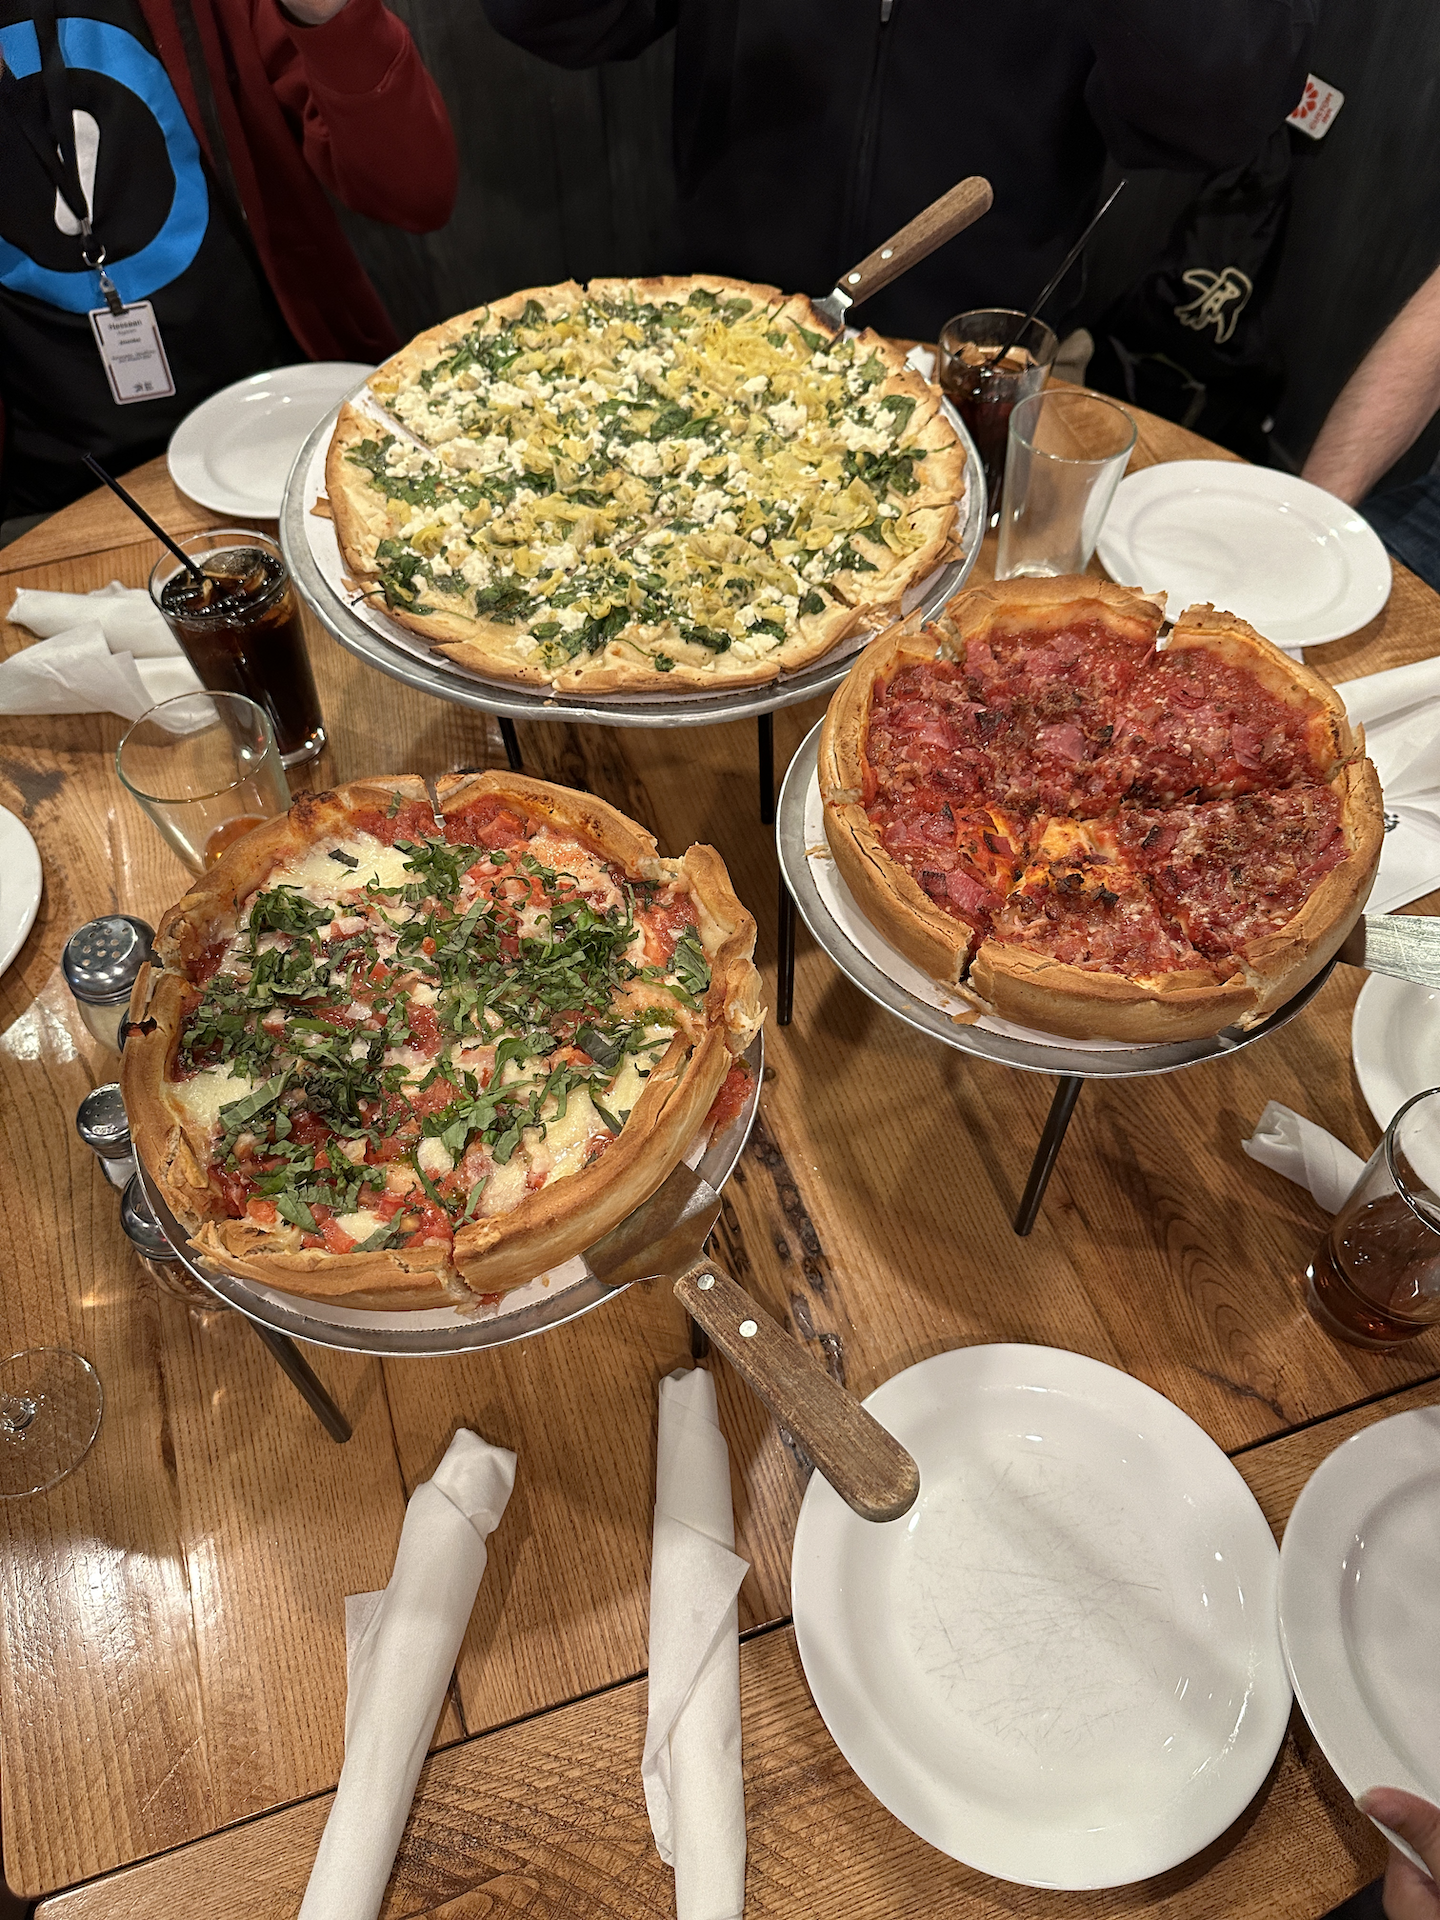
[966, 945, 1258, 1043]
[1165, 603, 1360, 772]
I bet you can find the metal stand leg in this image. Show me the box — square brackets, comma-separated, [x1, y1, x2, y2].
[758, 712, 775, 826]
[499, 717, 524, 771]
[1013, 1076, 1085, 1237]
[778, 870, 796, 1026]
[247, 1320, 352, 1443]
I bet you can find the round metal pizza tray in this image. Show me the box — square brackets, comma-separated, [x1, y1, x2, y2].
[777, 723, 1337, 1080]
[278, 385, 987, 729]
[137, 1032, 764, 1357]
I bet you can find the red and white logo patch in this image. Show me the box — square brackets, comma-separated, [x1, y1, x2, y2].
[1287, 74, 1345, 140]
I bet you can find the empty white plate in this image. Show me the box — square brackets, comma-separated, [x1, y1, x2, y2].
[0, 807, 42, 977]
[1279, 1405, 1440, 1873]
[1097, 461, 1392, 647]
[1352, 974, 1440, 1129]
[791, 1344, 1291, 1889]
[168, 362, 373, 518]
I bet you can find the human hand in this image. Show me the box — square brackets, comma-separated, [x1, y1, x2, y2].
[280, 0, 351, 25]
[1358, 1789, 1440, 1920]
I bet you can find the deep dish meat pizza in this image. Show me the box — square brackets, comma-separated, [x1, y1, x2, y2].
[324, 275, 965, 692]
[819, 578, 1384, 1042]
[122, 774, 763, 1310]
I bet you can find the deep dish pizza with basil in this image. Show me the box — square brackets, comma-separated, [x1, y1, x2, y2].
[122, 774, 762, 1310]
[324, 274, 965, 693]
[820, 578, 1384, 1043]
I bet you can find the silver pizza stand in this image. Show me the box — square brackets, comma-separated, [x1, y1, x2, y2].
[125, 1034, 765, 1439]
[776, 723, 1341, 1234]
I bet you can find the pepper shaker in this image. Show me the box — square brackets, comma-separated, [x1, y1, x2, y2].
[75, 1084, 137, 1190]
[120, 1175, 227, 1310]
[62, 916, 155, 1052]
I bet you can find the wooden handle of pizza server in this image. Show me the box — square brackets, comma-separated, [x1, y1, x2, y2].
[673, 1258, 920, 1523]
[838, 175, 993, 312]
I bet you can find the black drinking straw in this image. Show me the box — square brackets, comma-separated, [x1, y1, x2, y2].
[984, 179, 1127, 369]
[82, 454, 206, 581]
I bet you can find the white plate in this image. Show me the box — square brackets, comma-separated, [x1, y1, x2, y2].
[1352, 974, 1440, 1129]
[1278, 1405, 1440, 1872]
[791, 1344, 1291, 1889]
[0, 808, 42, 976]
[169, 363, 374, 518]
[1096, 460, 1392, 647]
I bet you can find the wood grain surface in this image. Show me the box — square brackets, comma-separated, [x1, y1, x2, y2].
[3, 410, 1438, 1909]
[39, 1377, 1440, 1920]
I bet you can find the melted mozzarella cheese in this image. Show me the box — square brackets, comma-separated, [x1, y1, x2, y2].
[416, 1136, 455, 1178]
[266, 835, 420, 901]
[335, 1208, 385, 1244]
[169, 1065, 256, 1132]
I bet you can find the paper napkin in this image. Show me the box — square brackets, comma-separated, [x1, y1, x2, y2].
[9, 582, 175, 655]
[298, 1429, 517, 1920]
[1339, 655, 1440, 914]
[1242, 1101, 1368, 1212]
[2, 583, 202, 723]
[643, 1367, 749, 1920]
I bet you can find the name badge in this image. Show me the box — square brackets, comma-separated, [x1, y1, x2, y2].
[88, 301, 177, 405]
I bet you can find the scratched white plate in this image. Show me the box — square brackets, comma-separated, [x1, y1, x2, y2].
[791, 1345, 1291, 1888]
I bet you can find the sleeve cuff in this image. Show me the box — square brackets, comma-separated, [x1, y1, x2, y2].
[278, 0, 410, 97]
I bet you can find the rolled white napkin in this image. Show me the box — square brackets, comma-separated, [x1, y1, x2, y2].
[1339, 655, 1440, 913]
[643, 1367, 749, 1920]
[298, 1429, 517, 1920]
[1242, 1100, 1367, 1212]
[8, 581, 176, 655]
[2, 583, 202, 725]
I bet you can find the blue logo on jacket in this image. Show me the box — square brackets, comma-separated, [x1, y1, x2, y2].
[0, 14, 208, 310]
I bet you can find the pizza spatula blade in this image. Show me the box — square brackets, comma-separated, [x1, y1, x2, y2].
[1339, 913, 1440, 988]
[810, 174, 992, 332]
[585, 1162, 919, 1523]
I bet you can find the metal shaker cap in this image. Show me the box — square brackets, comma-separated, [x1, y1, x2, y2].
[120, 1174, 180, 1261]
[75, 1083, 131, 1160]
[62, 916, 156, 1006]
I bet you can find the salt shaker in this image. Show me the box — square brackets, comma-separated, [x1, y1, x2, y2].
[120, 1175, 227, 1310]
[62, 915, 155, 1052]
[75, 1084, 137, 1190]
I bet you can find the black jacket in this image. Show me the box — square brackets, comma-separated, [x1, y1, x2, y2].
[481, 0, 1316, 340]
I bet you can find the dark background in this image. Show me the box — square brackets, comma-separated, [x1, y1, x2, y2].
[334, 0, 1440, 490]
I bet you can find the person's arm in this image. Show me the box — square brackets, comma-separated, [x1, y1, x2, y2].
[262, 0, 458, 232]
[1301, 262, 1440, 504]
[1081, 0, 1315, 175]
[480, 0, 674, 70]
[1357, 1789, 1440, 1920]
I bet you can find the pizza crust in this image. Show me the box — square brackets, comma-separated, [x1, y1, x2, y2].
[123, 773, 764, 1310]
[816, 580, 1385, 1044]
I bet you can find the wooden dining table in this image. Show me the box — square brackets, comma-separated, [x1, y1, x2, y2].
[2, 404, 1437, 1920]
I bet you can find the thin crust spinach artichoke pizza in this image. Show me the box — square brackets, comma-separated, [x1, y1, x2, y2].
[820, 578, 1384, 1044]
[324, 275, 965, 692]
[122, 773, 763, 1311]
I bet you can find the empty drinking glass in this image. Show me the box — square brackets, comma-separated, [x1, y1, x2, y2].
[116, 691, 290, 873]
[995, 388, 1137, 580]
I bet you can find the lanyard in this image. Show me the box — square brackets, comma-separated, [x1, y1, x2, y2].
[0, 0, 125, 312]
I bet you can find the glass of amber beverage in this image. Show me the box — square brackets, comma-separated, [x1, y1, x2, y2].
[1306, 1089, 1440, 1349]
[149, 529, 325, 765]
[116, 692, 290, 874]
[937, 309, 1058, 527]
